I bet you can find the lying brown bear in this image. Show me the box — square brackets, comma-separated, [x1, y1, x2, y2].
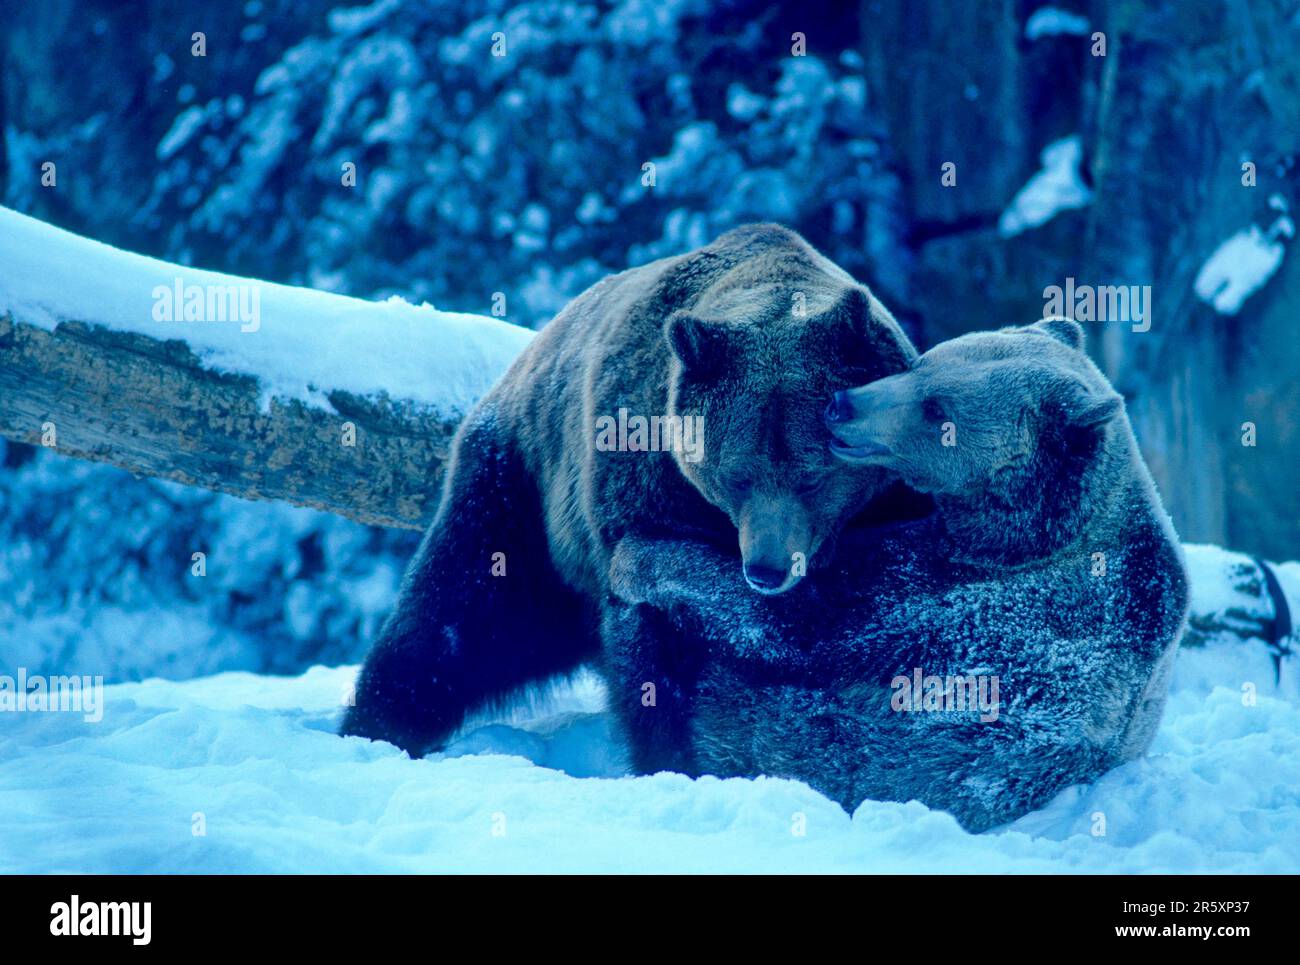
[606, 319, 1189, 831]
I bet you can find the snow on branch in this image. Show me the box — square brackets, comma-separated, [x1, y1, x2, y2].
[0, 207, 533, 528]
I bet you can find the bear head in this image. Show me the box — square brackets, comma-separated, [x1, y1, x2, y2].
[665, 286, 915, 595]
[824, 317, 1123, 499]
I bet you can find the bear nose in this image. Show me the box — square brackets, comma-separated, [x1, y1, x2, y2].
[743, 563, 788, 592]
[824, 391, 852, 425]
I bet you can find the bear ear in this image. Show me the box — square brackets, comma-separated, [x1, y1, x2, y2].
[1030, 317, 1086, 349]
[831, 287, 878, 343]
[1061, 380, 1123, 428]
[665, 312, 729, 373]
[828, 286, 916, 376]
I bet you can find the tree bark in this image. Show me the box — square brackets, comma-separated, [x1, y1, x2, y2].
[0, 311, 457, 530]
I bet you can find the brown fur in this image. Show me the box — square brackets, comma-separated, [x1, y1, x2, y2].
[604, 318, 1189, 828]
[343, 224, 917, 752]
[494, 222, 915, 593]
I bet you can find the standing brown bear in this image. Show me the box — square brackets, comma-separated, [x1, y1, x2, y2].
[342, 224, 918, 755]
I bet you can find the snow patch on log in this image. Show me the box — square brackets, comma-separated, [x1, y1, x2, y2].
[0, 205, 534, 416]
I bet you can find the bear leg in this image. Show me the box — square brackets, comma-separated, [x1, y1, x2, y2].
[341, 413, 591, 755]
[600, 598, 706, 776]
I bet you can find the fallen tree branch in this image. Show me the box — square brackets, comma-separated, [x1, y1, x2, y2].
[0, 206, 533, 528]
[1, 313, 462, 528]
[1182, 545, 1298, 660]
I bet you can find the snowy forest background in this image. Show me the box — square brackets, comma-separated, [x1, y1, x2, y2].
[2, 0, 1298, 684]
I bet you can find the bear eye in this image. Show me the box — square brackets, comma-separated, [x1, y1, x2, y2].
[796, 478, 824, 497]
[922, 397, 947, 423]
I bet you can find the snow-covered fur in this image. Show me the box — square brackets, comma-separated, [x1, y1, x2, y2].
[604, 319, 1189, 831]
[342, 224, 915, 754]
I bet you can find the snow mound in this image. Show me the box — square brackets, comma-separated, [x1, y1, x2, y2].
[0, 206, 534, 415]
[2, 644, 1298, 873]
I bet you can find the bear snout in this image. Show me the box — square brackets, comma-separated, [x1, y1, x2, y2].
[737, 497, 808, 595]
[742, 562, 791, 593]
[824, 390, 854, 425]
[826, 383, 902, 463]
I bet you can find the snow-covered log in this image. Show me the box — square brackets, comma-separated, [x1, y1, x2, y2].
[0, 209, 1294, 649]
[1183, 545, 1297, 660]
[0, 207, 533, 529]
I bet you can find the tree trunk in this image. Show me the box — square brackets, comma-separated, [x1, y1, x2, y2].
[0, 311, 457, 529]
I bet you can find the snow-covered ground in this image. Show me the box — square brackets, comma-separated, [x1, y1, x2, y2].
[2, 619, 1298, 873]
